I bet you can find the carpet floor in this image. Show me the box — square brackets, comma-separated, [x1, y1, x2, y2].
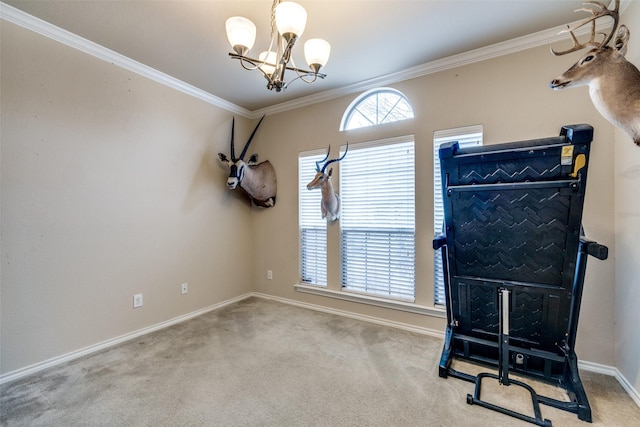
[1, 297, 639, 426]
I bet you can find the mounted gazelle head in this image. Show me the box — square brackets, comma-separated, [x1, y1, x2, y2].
[218, 115, 277, 208]
[307, 144, 348, 220]
[550, 0, 640, 146]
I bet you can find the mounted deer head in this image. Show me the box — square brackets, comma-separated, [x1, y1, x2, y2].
[218, 115, 277, 207]
[306, 144, 348, 220]
[550, 0, 640, 146]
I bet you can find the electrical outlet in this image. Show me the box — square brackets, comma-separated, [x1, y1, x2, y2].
[133, 293, 143, 308]
[181, 283, 188, 295]
[267, 270, 273, 280]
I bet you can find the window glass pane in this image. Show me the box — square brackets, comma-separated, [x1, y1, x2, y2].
[299, 152, 328, 285]
[433, 126, 483, 305]
[340, 138, 415, 300]
[377, 93, 402, 124]
[348, 109, 375, 130]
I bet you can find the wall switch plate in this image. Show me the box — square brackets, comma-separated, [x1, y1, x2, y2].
[181, 283, 188, 295]
[133, 293, 143, 308]
[267, 270, 273, 280]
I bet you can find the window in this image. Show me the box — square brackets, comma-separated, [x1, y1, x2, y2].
[340, 137, 416, 300]
[299, 151, 328, 285]
[340, 88, 414, 131]
[433, 126, 483, 305]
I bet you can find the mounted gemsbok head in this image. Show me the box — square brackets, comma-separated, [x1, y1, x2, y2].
[306, 144, 348, 220]
[550, 0, 640, 146]
[218, 115, 277, 207]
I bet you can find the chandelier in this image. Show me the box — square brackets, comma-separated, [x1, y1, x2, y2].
[225, 0, 330, 92]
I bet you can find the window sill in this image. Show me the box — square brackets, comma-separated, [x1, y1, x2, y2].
[294, 283, 446, 318]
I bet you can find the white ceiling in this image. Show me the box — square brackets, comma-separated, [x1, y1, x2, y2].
[1, 1, 623, 112]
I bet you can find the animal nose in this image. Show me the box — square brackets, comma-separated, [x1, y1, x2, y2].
[227, 178, 238, 189]
[549, 79, 567, 89]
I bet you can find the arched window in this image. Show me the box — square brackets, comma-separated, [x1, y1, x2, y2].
[340, 88, 414, 131]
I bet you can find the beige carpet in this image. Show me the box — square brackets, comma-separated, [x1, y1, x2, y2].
[1, 297, 638, 426]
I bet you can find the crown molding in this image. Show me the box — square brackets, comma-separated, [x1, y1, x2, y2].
[257, 18, 619, 117]
[0, 2, 253, 118]
[2, 0, 632, 119]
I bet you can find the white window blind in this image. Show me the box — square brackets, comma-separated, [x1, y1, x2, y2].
[433, 126, 483, 305]
[340, 137, 415, 301]
[299, 151, 328, 286]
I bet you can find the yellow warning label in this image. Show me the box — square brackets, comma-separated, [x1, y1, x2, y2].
[561, 145, 574, 166]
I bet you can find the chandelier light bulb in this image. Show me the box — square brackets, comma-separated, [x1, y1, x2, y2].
[275, 1, 307, 40]
[304, 38, 330, 72]
[258, 51, 277, 76]
[225, 16, 256, 56]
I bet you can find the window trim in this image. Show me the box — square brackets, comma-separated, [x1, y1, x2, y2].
[294, 283, 446, 318]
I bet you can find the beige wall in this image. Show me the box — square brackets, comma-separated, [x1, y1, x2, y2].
[253, 44, 617, 365]
[3, 5, 633, 378]
[616, 0, 640, 396]
[1, 21, 257, 373]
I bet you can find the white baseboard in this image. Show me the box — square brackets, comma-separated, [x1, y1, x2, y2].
[578, 359, 640, 407]
[2, 291, 639, 410]
[613, 367, 640, 408]
[0, 293, 253, 385]
[578, 359, 618, 376]
[577, 360, 640, 405]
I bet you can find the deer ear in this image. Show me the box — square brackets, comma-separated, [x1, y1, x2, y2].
[328, 168, 333, 176]
[614, 25, 630, 56]
[248, 154, 259, 164]
[218, 153, 228, 162]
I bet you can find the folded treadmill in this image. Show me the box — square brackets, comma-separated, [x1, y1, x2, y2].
[433, 124, 608, 426]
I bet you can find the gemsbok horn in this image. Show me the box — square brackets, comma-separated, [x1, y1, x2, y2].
[218, 116, 277, 207]
[550, 0, 640, 146]
[306, 144, 348, 220]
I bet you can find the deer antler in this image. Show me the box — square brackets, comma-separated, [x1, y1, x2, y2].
[551, 0, 619, 56]
[320, 143, 349, 173]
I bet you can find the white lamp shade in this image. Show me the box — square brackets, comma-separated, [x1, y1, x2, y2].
[304, 38, 330, 67]
[275, 1, 307, 38]
[226, 16, 256, 51]
[259, 51, 277, 75]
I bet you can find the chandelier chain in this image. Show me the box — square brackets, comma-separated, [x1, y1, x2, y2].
[270, 0, 279, 41]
